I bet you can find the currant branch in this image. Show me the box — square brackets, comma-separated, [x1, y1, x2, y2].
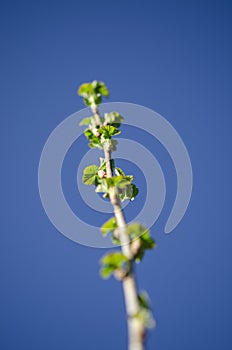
[78, 80, 155, 350]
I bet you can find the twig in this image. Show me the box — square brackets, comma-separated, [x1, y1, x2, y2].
[93, 106, 145, 350]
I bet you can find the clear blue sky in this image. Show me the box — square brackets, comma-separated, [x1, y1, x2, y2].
[1, 1, 232, 349]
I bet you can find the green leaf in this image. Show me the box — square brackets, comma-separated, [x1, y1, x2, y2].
[98, 125, 121, 139]
[111, 234, 120, 245]
[137, 291, 156, 329]
[103, 112, 124, 127]
[138, 291, 150, 310]
[101, 217, 117, 236]
[110, 139, 118, 151]
[101, 265, 114, 279]
[118, 183, 139, 202]
[78, 81, 109, 107]
[118, 184, 133, 202]
[79, 117, 92, 126]
[131, 184, 139, 200]
[126, 223, 148, 238]
[80, 115, 102, 127]
[97, 82, 109, 97]
[96, 176, 131, 193]
[91, 80, 109, 97]
[100, 252, 128, 279]
[115, 168, 133, 182]
[83, 97, 91, 106]
[140, 232, 155, 251]
[78, 83, 92, 96]
[84, 129, 103, 149]
[114, 169, 137, 202]
[99, 157, 106, 170]
[84, 128, 96, 140]
[108, 176, 131, 189]
[125, 175, 134, 182]
[115, 167, 125, 176]
[93, 95, 101, 105]
[82, 165, 98, 185]
[95, 179, 109, 193]
[137, 308, 156, 329]
[98, 158, 114, 172]
[101, 252, 127, 266]
[89, 142, 103, 149]
[127, 223, 155, 262]
[113, 176, 131, 189]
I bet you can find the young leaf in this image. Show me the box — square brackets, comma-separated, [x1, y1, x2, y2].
[84, 129, 103, 149]
[96, 176, 131, 192]
[137, 291, 156, 329]
[138, 292, 149, 309]
[95, 178, 109, 193]
[127, 223, 155, 262]
[118, 184, 133, 202]
[101, 217, 118, 236]
[82, 165, 99, 185]
[118, 183, 139, 202]
[114, 169, 137, 202]
[110, 139, 118, 151]
[79, 117, 92, 126]
[111, 234, 120, 245]
[97, 81, 109, 97]
[100, 252, 128, 279]
[84, 129, 98, 141]
[113, 176, 131, 189]
[101, 265, 115, 279]
[115, 167, 125, 176]
[80, 115, 102, 128]
[101, 252, 128, 266]
[83, 97, 91, 106]
[98, 125, 121, 139]
[98, 157, 115, 172]
[89, 142, 103, 149]
[99, 157, 106, 171]
[78, 83, 92, 96]
[131, 184, 139, 200]
[89, 143, 99, 149]
[78, 81, 109, 107]
[103, 112, 124, 127]
[126, 223, 148, 238]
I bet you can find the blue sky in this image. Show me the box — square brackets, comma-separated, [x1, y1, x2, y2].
[1, 1, 232, 349]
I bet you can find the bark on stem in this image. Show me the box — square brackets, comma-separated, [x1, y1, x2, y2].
[92, 106, 145, 350]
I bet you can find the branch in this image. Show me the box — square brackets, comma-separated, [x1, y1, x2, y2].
[94, 107, 145, 350]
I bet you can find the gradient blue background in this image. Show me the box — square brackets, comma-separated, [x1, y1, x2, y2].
[1, 1, 232, 349]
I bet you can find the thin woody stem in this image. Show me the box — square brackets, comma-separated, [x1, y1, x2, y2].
[91, 105, 145, 350]
[92, 105, 102, 126]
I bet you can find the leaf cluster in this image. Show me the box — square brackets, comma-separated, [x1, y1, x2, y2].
[100, 218, 155, 263]
[80, 112, 124, 150]
[115, 167, 139, 202]
[78, 79, 156, 332]
[82, 162, 139, 202]
[78, 80, 109, 107]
